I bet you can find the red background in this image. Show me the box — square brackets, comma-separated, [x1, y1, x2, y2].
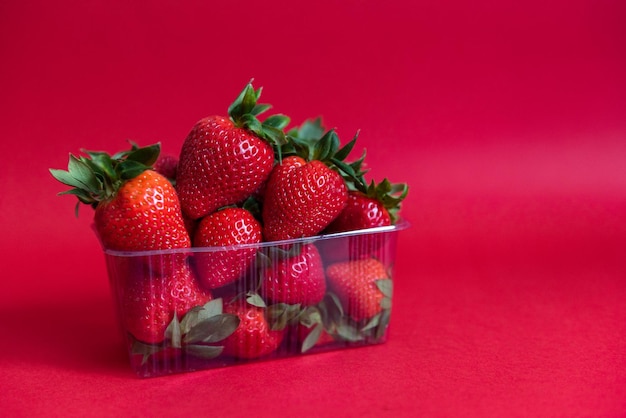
[1, 0, 625, 416]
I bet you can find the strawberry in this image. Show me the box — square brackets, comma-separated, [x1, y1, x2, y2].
[262, 128, 364, 241]
[260, 243, 326, 305]
[285, 119, 406, 235]
[325, 258, 391, 321]
[325, 179, 408, 233]
[50, 143, 191, 253]
[121, 262, 213, 344]
[93, 170, 191, 253]
[222, 299, 285, 359]
[176, 81, 290, 220]
[152, 153, 178, 182]
[192, 207, 262, 289]
[262, 155, 346, 240]
[322, 179, 408, 263]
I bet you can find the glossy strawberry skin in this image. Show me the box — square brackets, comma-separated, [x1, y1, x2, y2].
[121, 262, 212, 344]
[326, 191, 391, 232]
[326, 258, 388, 321]
[261, 244, 326, 306]
[94, 170, 191, 252]
[322, 191, 392, 263]
[192, 208, 262, 289]
[222, 301, 285, 359]
[262, 156, 348, 241]
[176, 116, 274, 220]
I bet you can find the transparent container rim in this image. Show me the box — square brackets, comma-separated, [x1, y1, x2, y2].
[103, 219, 410, 257]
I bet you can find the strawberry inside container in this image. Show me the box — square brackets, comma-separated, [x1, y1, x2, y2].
[104, 221, 408, 378]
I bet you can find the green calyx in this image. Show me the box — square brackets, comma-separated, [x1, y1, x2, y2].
[356, 178, 409, 223]
[284, 117, 367, 185]
[286, 118, 408, 223]
[228, 81, 290, 160]
[49, 142, 160, 215]
[299, 290, 394, 352]
[132, 298, 240, 365]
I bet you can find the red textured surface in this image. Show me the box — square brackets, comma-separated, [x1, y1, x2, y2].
[1, 0, 625, 416]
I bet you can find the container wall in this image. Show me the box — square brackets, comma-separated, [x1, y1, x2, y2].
[105, 226, 404, 377]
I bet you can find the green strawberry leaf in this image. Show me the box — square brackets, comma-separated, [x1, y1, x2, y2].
[202, 298, 224, 317]
[246, 292, 267, 308]
[228, 81, 257, 117]
[57, 187, 97, 205]
[262, 123, 289, 146]
[301, 323, 324, 353]
[251, 103, 271, 116]
[333, 131, 359, 162]
[164, 312, 182, 349]
[267, 303, 302, 331]
[179, 306, 204, 335]
[314, 129, 339, 162]
[288, 117, 325, 140]
[131, 340, 163, 366]
[182, 313, 240, 344]
[375, 309, 392, 340]
[50, 160, 98, 194]
[125, 142, 160, 166]
[117, 159, 150, 180]
[361, 313, 382, 332]
[179, 298, 225, 334]
[263, 114, 291, 130]
[325, 292, 345, 318]
[298, 306, 323, 328]
[49, 168, 80, 189]
[380, 296, 392, 310]
[375, 279, 393, 298]
[183, 344, 224, 360]
[335, 320, 363, 342]
[239, 113, 263, 135]
[68, 154, 103, 190]
[331, 158, 361, 184]
[228, 81, 289, 155]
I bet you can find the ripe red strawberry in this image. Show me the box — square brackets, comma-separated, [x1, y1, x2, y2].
[50, 143, 191, 253]
[326, 179, 408, 233]
[260, 243, 326, 305]
[122, 262, 213, 344]
[152, 153, 178, 182]
[222, 299, 285, 359]
[192, 207, 262, 289]
[262, 155, 347, 241]
[322, 179, 408, 263]
[262, 124, 371, 241]
[94, 170, 191, 252]
[176, 82, 290, 220]
[326, 258, 390, 321]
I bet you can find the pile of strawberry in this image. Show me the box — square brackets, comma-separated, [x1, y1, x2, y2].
[51, 82, 408, 369]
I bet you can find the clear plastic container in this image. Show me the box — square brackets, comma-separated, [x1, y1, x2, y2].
[104, 221, 409, 377]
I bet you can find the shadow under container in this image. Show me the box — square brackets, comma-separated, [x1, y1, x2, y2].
[104, 221, 409, 377]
